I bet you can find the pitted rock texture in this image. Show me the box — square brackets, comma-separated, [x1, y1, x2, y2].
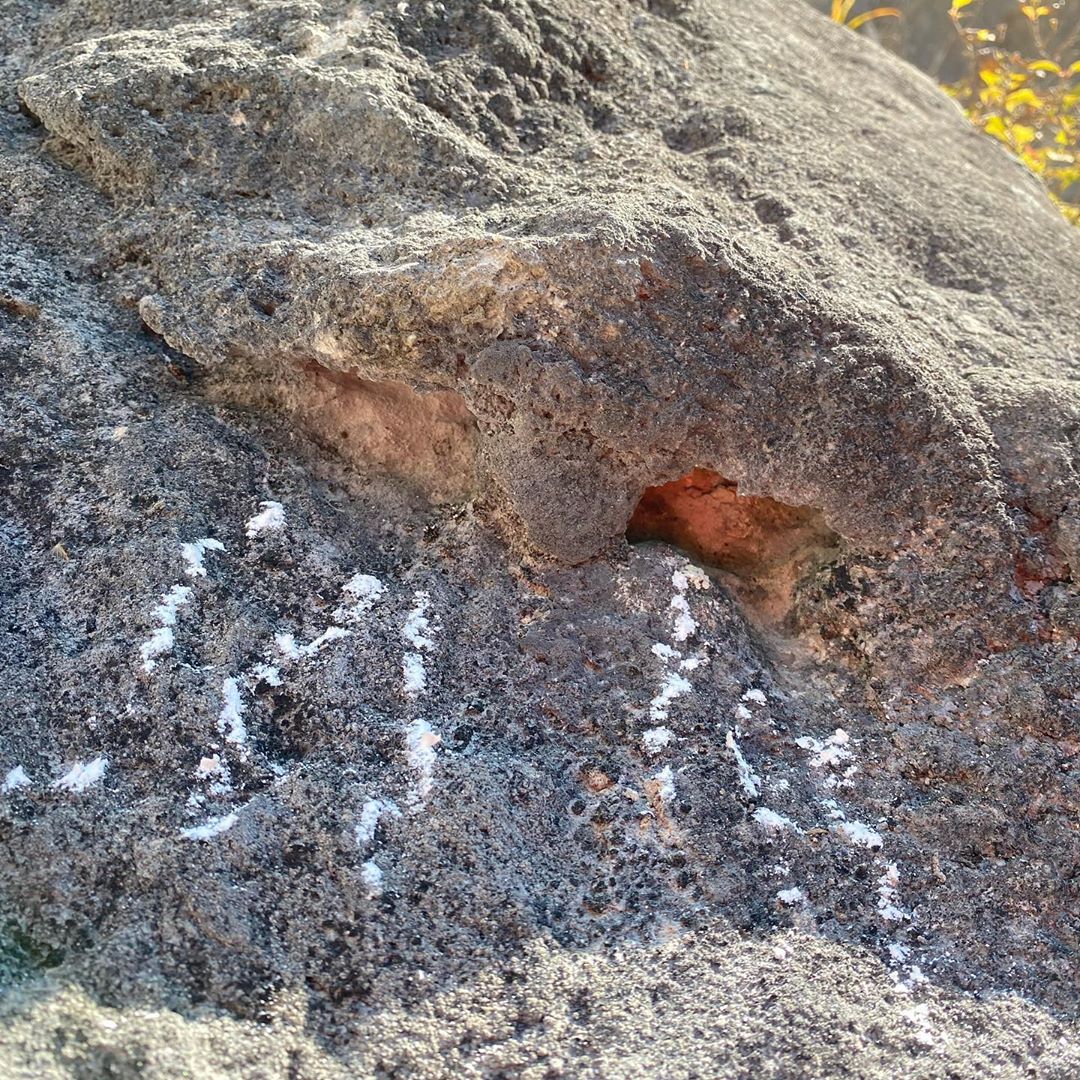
[10, 0, 1080, 684]
[1, 1, 1079, 1077]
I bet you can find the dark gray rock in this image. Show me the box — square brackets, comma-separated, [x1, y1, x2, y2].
[1, 1, 1079, 1076]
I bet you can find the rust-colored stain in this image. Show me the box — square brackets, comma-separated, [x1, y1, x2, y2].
[628, 468, 838, 629]
[628, 468, 828, 576]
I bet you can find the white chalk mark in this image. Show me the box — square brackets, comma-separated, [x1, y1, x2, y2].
[273, 626, 350, 663]
[304, 626, 350, 654]
[799, 729, 853, 769]
[669, 570, 699, 641]
[180, 812, 238, 841]
[835, 820, 884, 849]
[670, 594, 697, 642]
[245, 501, 285, 538]
[649, 671, 691, 722]
[652, 765, 676, 802]
[361, 859, 385, 896]
[877, 862, 908, 922]
[405, 719, 441, 802]
[218, 677, 247, 746]
[402, 653, 426, 698]
[250, 663, 282, 687]
[403, 591, 435, 650]
[195, 754, 232, 795]
[334, 573, 386, 623]
[642, 726, 675, 753]
[401, 591, 436, 699]
[54, 757, 108, 793]
[139, 584, 193, 671]
[752, 807, 798, 835]
[1, 765, 31, 793]
[355, 797, 400, 847]
[726, 730, 761, 798]
[180, 537, 225, 579]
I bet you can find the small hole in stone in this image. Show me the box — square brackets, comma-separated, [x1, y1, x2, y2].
[627, 467, 839, 627]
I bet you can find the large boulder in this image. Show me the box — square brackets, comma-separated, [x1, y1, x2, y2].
[1, 1, 1079, 1075]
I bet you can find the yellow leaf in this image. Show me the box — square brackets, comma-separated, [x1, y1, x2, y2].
[1011, 123, 1037, 147]
[1027, 60, 1061, 75]
[979, 67, 1002, 87]
[952, 0, 975, 8]
[983, 115, 1008, 138]
[1006, 88, 1043, 111]
[847, 6, 900, 30]
[831, 0, 857, 22]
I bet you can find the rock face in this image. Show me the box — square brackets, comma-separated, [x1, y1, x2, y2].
[1, 1, 1079, 1076]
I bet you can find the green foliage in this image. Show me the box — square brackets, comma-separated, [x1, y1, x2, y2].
[945, 1, 1080, 225]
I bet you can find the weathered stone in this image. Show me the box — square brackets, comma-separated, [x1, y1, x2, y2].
[1, 1, 1079, 1076]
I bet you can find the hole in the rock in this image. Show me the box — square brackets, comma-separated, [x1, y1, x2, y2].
[627, 467, 839, 627]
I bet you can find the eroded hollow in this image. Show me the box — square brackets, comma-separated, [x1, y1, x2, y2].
[628, 467, 839, 625]
[207, 357, 479, 503]
[295, 362, 478, 502]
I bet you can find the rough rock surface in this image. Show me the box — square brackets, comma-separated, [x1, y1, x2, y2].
[1, 0, 1079, 1076]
